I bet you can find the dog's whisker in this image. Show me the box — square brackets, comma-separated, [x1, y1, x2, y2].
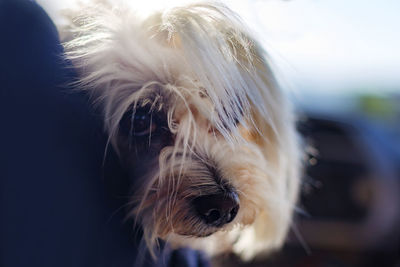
[291, 222, 311, 256]
[106, 198, 138, 226]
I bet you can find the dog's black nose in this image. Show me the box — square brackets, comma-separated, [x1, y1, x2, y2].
[192, 191, 240, 227]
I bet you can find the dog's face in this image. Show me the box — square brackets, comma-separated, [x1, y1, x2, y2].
[116, 83, 267, 239]
[62, 1, 301, 259]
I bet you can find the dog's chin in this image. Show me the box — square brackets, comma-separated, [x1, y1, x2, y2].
[175, 228, 218, 238]
[151, 212, 223, 239]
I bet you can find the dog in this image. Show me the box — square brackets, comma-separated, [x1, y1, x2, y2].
[59, 0, 301, 260]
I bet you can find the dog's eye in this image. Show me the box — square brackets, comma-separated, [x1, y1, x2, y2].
[120, 109, 157, 137]
[133, 111, 157, 136]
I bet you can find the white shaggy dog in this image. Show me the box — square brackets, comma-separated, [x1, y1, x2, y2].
[59, 0, 301, 260]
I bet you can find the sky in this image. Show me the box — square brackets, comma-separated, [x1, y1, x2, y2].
[225, 0, 400, 96]
[39, 0, 400, 96]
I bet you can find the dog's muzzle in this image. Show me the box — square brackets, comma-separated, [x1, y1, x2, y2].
[192, 190, 240, 227]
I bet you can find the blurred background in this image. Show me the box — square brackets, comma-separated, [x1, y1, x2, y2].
[221, 1, 400, 266]
[38, 0, 400, 266]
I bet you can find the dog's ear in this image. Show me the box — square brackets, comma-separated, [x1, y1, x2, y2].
[233, 125, 300, 260]
[230, 44, 302, 260]
[232, 110, 301, 260]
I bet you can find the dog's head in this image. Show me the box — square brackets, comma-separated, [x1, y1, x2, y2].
[63, 1, 301, 259]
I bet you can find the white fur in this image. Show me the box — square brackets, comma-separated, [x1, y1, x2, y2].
[59, 0, 302, 260]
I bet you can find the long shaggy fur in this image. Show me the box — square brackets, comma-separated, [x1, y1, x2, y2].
[60, 0, 301, 260]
